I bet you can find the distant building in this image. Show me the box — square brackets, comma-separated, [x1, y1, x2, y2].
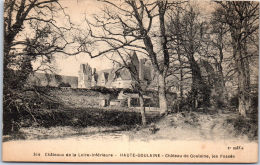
[77, 51, 152, 89]
[27, 51, 153, 89]
[78, 63, 92, 88]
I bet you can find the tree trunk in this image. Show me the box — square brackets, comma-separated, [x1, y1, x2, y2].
[218, 64, 228, 104]
[190, 58, 201, 109]
[139, 93, 147, 126]
[190, 57, 210, 109]
[180, 69, 184, 100]
[238, 93, 249, 117]
[217, 47, 229, 104]
[158, 73, 168, 114]
[177, 49, 184, 100]
[235, 47, 251, 117]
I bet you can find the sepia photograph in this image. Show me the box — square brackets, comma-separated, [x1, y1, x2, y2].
[2, 0, 259, 163]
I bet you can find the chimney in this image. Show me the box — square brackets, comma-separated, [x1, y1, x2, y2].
[92, 68, 96, 75]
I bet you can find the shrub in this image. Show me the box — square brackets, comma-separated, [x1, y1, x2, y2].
[225, 116, 258, 141]
[22, 107, 143, 128]
[230, 94, 239, 108]
[229, 93, 258, 111]
[91, 86, 118, 94]
[58, 82, 71, 88]
[3, 86, 65, 135]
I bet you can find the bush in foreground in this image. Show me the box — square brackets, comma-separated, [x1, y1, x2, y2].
[19, 107, 143, 128]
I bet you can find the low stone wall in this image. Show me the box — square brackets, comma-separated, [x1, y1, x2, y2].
[45, 87, 112, 108]
[35, 86, 175, 109]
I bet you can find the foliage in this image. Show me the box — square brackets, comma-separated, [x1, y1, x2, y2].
[90, 86, 121, 95]
[250, 93, 258, 114]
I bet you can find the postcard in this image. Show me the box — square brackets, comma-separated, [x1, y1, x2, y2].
[2, 0, 258, 163]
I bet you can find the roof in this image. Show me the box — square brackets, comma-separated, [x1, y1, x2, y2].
[116, 68, 133, 80]
[97, 67, 134, 82]
[27, 72, 78, 88]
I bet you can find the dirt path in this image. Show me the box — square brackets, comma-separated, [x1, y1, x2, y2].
[197, 112, 237, 140]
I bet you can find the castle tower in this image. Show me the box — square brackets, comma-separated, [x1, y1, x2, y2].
[99, 72, 109, 86]
[78, 63, 92, 88]
[130, 51, 139, 75]
[139, 58, 145, 81]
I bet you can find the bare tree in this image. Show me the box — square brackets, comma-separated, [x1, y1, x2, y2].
[167, 4, 191, 101]
[207, 11, 231, 105]
[106, 51, 147, 125]
[3, 0, 86, 134]
[4, 0, 88, 80]
[215, 2, 259, 117]
[84, 0, 185, 114]
[167, 5, 210, 109]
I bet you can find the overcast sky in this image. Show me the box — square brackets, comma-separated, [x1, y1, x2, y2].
[46, 0, 113, 76]
[40, 0, 214, 76]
